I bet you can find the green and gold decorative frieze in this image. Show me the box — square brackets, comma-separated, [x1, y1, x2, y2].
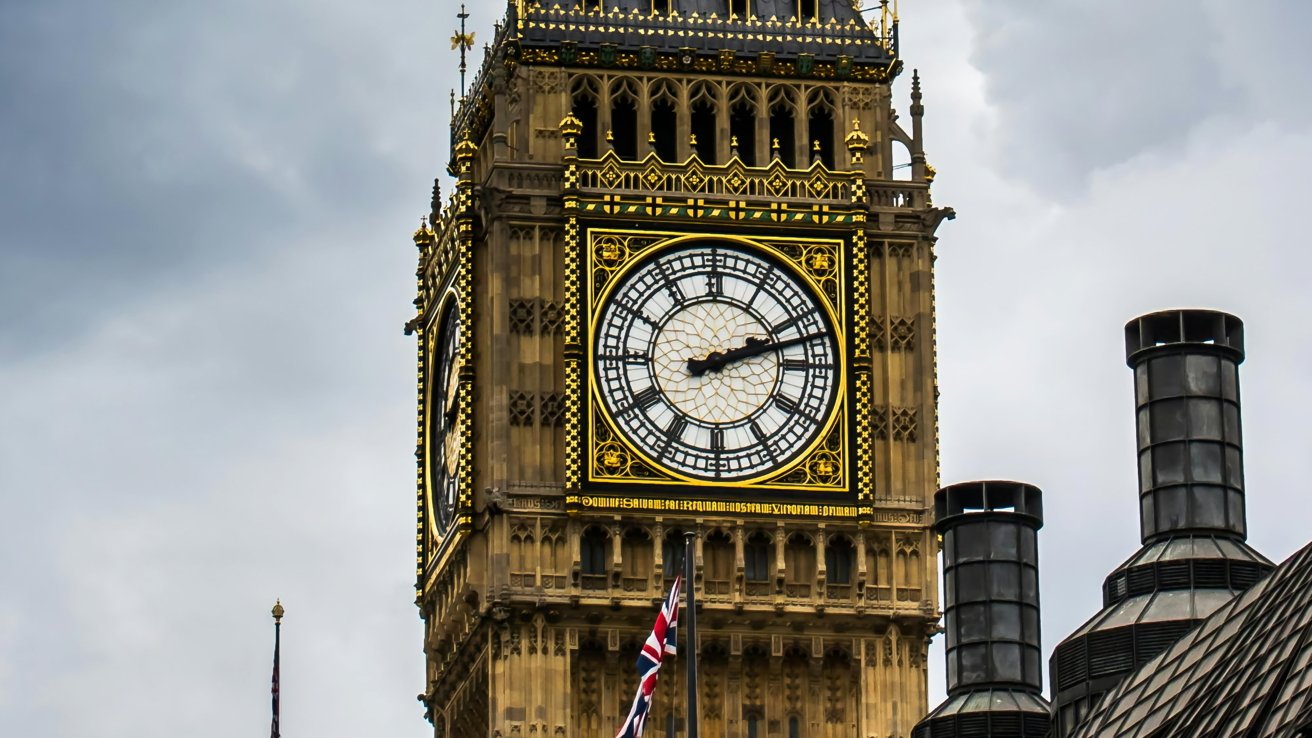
[573, 150, 884, 226]
[579, 228, 852, 497]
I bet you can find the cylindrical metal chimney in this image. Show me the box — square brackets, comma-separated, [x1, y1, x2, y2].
[1049, 308, 1272, 738]
[914, 480, 1049, 738]
[1125, 309, 1247, 543]
[939, 481, 1044, 694]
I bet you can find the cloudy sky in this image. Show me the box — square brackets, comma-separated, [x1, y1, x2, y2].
[2, 0, 1310, 735]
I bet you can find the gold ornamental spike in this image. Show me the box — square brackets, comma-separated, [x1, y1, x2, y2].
[452, 4, 474, 97]
[450, 30, 476, 51]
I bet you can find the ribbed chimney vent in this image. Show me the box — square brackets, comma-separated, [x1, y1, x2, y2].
[914, 481, 1050, 738]
[1125, 309, 1247, 544]
[1049, 308, 1273, 738]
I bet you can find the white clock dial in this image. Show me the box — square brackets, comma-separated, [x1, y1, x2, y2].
[429, 304, 462, 536]
[594, 243, 839, 480]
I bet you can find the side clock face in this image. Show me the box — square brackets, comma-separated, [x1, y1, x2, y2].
[429, 304, 463, 537]
[593, 243, 839, 481]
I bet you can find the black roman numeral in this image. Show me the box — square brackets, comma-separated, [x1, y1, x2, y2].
[599, 352, 650, 366]
[706, 248, 723, 296]
[619, 385, 662, 416]
[658, 415, 689, 459]
[749, 421, 778, 462]
[637, 386, 662, 410]
[657, 260, 687, 304]
[771, 314, 804, 336]
[618, 300, 658, 327]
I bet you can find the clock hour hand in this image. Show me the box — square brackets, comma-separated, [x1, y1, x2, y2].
[686, 332, 827, 377]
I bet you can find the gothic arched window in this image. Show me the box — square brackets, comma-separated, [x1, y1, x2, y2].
[729, 84, 759, 166]
[825, 535, 854, 585]
[704, 530, 733, 594]
[571, 78, 600, 159]
[784, 533, 815, 596]
[807, 89, 836, 169]
[745, 531, 772, 581]
[620, 528, 651, 591]
[662, 528, 686, 579]
[581, 526, 609, 582]
[768, 87, 798, 168]
[690, 83, 719, 164]
[649, 81, 678, 162]
[610, 79, 639, 160]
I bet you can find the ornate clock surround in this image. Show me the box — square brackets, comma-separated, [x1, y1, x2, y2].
[578, 226, 856, 505]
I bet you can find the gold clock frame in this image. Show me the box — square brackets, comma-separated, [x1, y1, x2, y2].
[421, 287, 469, 567]
[582, 228, 850, 494]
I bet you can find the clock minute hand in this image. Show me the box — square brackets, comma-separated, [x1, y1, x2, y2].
[686, 332, 828, 377]
[443, 358, 463, 426]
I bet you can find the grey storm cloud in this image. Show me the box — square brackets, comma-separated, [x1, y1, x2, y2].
[1, 0, 460, 734]
[0, 0, 447, 359]
[2, 1, 1311, 736]
[958, 0, 1312, 195]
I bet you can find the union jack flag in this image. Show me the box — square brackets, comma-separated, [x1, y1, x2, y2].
[615, 574, 682, 738]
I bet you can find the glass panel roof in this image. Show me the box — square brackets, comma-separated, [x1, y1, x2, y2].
[1071, 541, 1312, 738]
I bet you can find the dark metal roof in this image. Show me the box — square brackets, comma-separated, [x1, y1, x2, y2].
[1102, 536, 1273, 607]
[1070, 540, 1312, 738]
[1049, 537, 1274, 717]
[515, 2, 894, 65]
[577, 0, 864, 24]
[913, 690, 1051, 738]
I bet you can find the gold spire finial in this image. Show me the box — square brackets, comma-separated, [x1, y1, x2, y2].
[845, 118, 871, 159]
[272, 599, 285, 623]
[559, 113, 583, 138]
[451, 4, 475, 97]
[450, 29, 476, 52]
[414, 216, 436, 247]
[454, 133, 478, 163]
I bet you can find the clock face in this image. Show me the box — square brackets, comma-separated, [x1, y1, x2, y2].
[428, 303, 462, 537]
[593, 243, 839, 481]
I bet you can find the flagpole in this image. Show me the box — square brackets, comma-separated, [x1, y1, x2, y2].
[683, 532, 699, 738]
[271, 600, 284, 738]
[667, 543, 683, 738]
[666, 636, 677, 738]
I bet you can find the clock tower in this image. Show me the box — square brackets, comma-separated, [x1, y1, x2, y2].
[411, 2, 953, 737]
